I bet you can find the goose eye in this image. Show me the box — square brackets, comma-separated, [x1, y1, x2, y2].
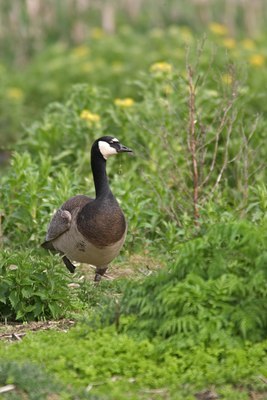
[110, 138, 119, 144]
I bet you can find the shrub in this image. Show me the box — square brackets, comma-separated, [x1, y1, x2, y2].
[0, 249, 74, 321]
[118, 219, 267, 342]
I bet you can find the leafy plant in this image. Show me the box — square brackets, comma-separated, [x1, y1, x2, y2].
[0, 361, 62, 400]
[0, 249, 75, 321]
[0, 150, 84, 245]
[117, 219, 267, 342]
[0, 360, 100, 400]
[0, 324, 267, 399]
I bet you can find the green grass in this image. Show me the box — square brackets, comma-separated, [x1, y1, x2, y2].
[1, 324, 267, 399]
[0, 360, 101, 399]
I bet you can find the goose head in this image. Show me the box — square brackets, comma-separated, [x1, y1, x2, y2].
[93, 136, 133, 160]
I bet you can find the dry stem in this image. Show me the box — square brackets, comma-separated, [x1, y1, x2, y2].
[187, 65, 200, 222]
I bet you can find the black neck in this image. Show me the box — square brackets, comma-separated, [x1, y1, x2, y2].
[91, 151, 111, 198]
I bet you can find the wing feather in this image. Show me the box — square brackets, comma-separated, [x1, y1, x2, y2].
[41, 209, 71, 249]
[41, 195, 93, 250]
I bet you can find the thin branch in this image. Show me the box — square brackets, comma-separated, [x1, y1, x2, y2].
[187, 65, 199, 222]
[0, 385, 16, 395]
[210, 110, 238, 195]
[228, 115, 259, 164]
[199, 96, 237, 188]
[248, 163, 267, 180]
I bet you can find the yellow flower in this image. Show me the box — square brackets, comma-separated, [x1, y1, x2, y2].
[6, 87, 24, 101]
[222, 38, 236, 49]
[91, 27, 105, 39]
[162, 84, 174, 95]
[112, 61, 124, 73]
[114, 98, 135, 107]
[180, 26, 193, 43]
[221, 74, 233, 85]
[81, 62, 94, 73]
[249, 54, 265, 67]
[72, 45, 90, 58]
[150, 62, 173, 74]
[209, 22, 228, 36]
[80, 110, 100, 123]
[241, 39, 255, 50]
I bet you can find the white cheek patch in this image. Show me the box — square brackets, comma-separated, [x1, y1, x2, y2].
[98, 141, 117, 159]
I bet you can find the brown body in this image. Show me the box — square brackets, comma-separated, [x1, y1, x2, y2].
[42, 136, 132, 281]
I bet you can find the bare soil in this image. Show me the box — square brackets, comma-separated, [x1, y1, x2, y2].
[0, 254, 164, 341]
[0, 319, 75, 342]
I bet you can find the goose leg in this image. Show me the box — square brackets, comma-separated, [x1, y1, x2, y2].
[62, 256, 76, 273]
[94, 266, 108, 282]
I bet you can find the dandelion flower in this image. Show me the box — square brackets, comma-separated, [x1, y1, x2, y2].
[81, 62, 94, 73]
[162, 84, 174, 95]
[249, 54, 265, 67]
[209, 22, 228, 36]
[114, 98, 135, 107]
[91, 27, 104, 39]
[180, 27, 193, 43]
[72, 45, 90, 58]
[112, 61, 124, 73]
[6, 87, 24, 101]
[221, 74, 233, 85]
[150, 62, 173, 74]
[222, 38, 236, 49]
[241, 39, 255, 50]
[80, 110, 100, 123]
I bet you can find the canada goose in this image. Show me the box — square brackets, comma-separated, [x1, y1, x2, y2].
[41, 136, 132, 281]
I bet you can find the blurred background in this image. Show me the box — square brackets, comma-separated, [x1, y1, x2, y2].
[1, 0, 267, 64]
[0, 0, 266, 154]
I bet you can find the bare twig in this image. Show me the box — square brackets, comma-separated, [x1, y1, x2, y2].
[228, 115, 259, 165]
[0, 385, 16, 394]
[259, 375, 267, 384]
[133, 121, 189, 224]
[210, 110, 238, 195]
[199, 97, 237, 188]
[241, 127, 249, 208]
[11, 333, 24, 341]
[187, 65, 200, 222]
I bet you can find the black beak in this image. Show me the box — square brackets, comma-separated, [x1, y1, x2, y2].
[117, 143, 133, 153]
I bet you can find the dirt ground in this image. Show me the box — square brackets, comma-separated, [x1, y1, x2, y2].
[0, 254, 163, 342]
[0, 319, 75, 342]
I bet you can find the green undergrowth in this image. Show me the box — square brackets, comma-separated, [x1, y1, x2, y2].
[0, 249, 72, 321]
[0, 361, 100, 400]
[117, 219, 267, 342]
[0, 247, 128, 321]
[0, 323, 267, 399]
[1, 219, 267, 398]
